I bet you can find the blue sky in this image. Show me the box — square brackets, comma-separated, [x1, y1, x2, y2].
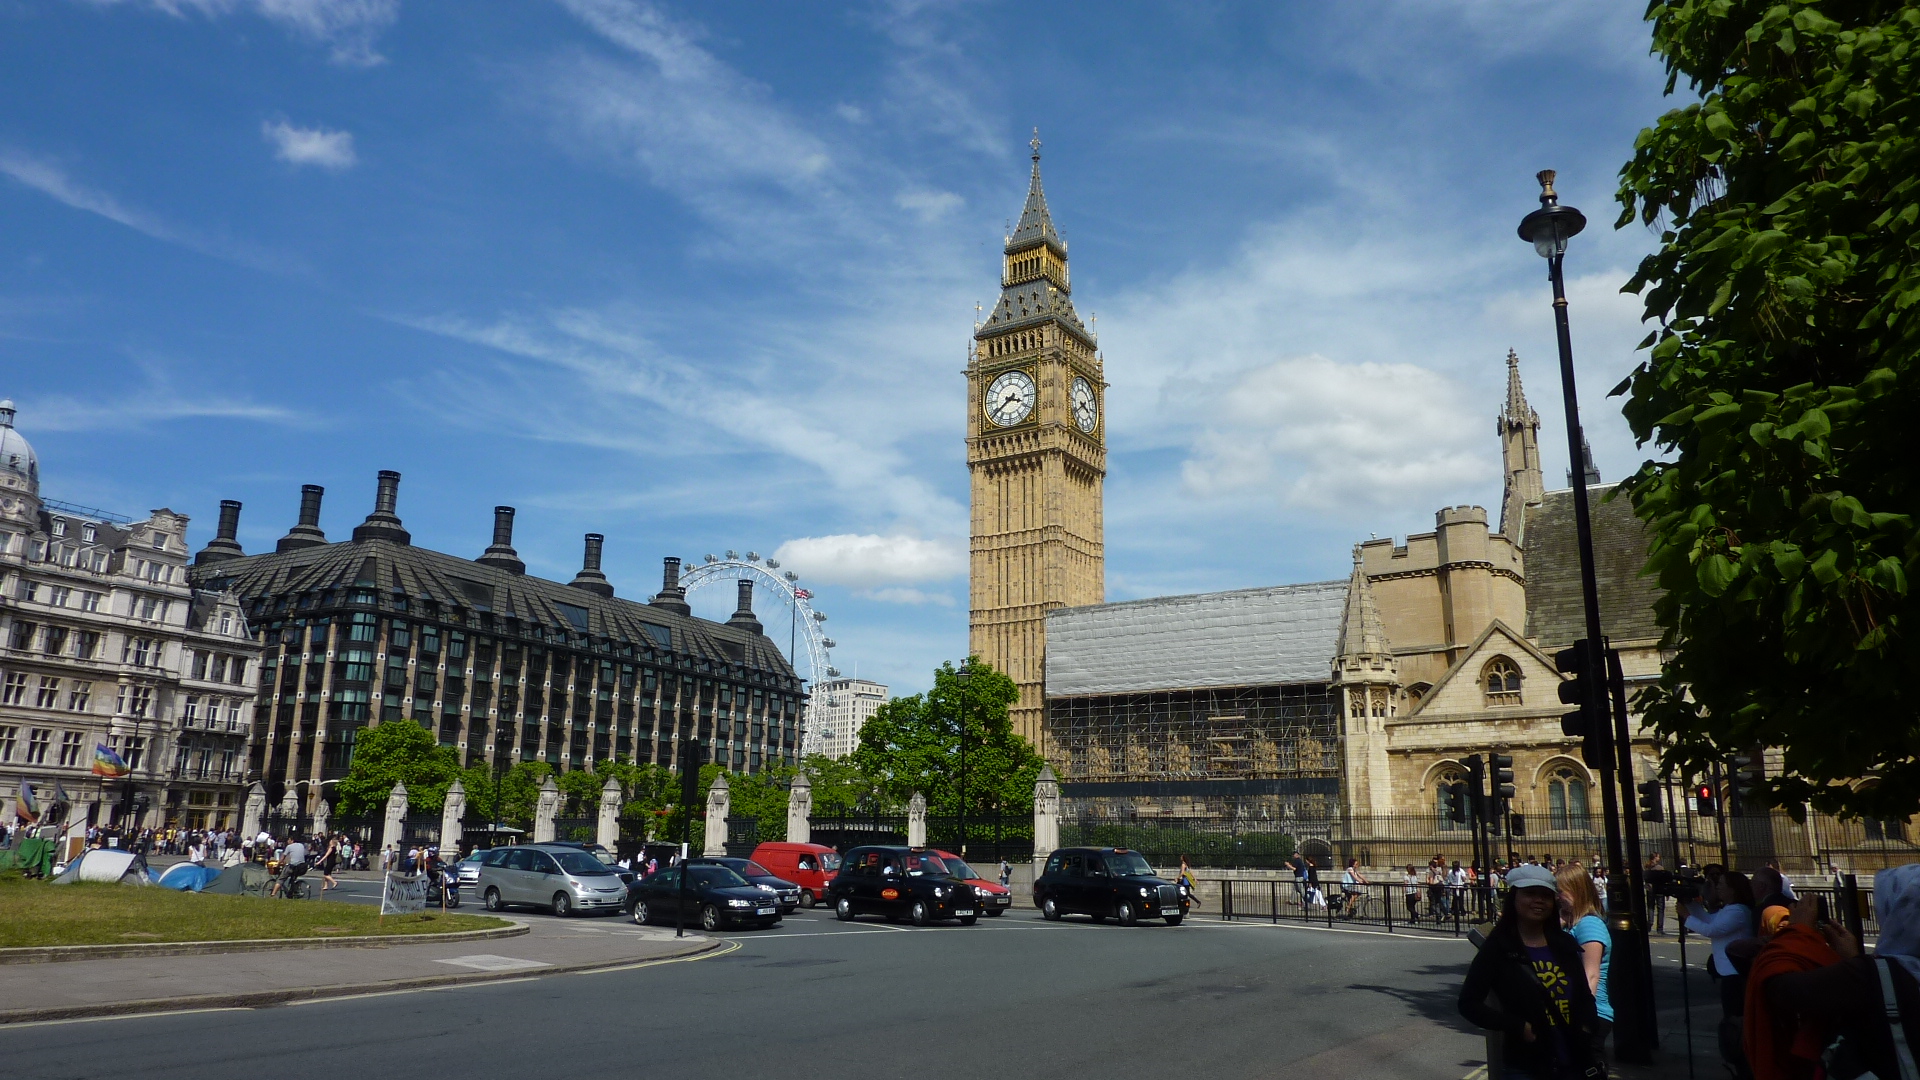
[1, 1, 1677, 696]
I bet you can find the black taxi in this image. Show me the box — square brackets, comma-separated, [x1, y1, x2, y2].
[1033, 847, 1189, 926]
[826, 846, 981, 927]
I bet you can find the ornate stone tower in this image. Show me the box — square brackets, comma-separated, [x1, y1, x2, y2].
[1332, 548, 1398, 820]
[1497, 349, 1545, 545]
[968, 134, 1106, 753]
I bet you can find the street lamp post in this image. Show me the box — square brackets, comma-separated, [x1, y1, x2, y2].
[954, 665, 971, 858]
[1518, 170, 1656, 1064]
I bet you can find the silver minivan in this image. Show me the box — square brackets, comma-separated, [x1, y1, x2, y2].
[474, 844, 628, 916]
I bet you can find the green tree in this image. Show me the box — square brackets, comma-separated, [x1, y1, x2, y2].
[456, 760, 553, 829]
[335, 720, 460, 817]
[1616, 1, 1920, 818]
[849, 659, 1043, 818]
[728, 764, 796, 843]
[800, 753, 888, 816]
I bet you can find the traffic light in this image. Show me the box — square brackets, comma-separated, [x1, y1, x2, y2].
[1445, 782, 1469, 824]
[1729, 754, 1762, 817]
[1637, 779, 1664, 823]
[1694, 782, 1718, 819]
[1554, 638, 1610, 768]
[1509, 813, 1527, 837]
[1490, 752, 1516, 804]
[1463, 754, 1487, 821]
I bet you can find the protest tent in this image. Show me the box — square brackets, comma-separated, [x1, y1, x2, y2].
[156, 862, 224, 892]
[50, 848, 151, 885]
[200, 862, 270, 896]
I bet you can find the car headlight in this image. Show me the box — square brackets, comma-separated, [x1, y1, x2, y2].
[1140, 886, 1151, 897]
[933, 886, 947, 898]
[728, 898, 753, 908]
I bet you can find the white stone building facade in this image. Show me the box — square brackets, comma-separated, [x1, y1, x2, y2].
[0, 400, 258, 832]
[810, 676, 887, 759]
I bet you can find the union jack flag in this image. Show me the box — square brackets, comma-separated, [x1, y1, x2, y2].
[794, 589, 812, 600]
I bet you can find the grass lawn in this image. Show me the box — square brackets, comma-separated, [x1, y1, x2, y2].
[0, 874, 511, 948]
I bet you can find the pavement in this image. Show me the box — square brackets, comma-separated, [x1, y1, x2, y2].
[0, 889, 1733, 1080]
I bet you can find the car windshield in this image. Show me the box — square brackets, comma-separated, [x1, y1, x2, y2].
[738, 861, 773, 877]
[941, 857, 978, 879]
[903, 853, 949, 877]
[696, 866, 751, 888]
[821, 852, 842, 870]
[592, 850, 616, 865]
[1105, 852, 1155, 877]
[554, 851, 614, 875]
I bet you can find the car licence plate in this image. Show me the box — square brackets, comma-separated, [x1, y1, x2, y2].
[956, 909, 975, 917]
[756, 907, 775, 915]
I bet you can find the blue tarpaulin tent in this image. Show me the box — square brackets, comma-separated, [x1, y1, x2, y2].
[155, 862, 223, 891]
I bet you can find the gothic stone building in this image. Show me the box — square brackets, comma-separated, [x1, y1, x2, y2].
[0, 400, 259, 833]
[189, 473, 805, 815]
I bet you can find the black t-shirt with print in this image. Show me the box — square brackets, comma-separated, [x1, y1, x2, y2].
[1526, 942, 1577, 1068]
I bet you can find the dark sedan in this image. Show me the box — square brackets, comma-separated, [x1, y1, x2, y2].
[687, 856, 803, 913]
[628, 863, 783, 932]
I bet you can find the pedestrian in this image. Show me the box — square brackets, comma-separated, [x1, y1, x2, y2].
[1404, 864, 1422, 922]
[1644, 851, 1672, 936]
[1457, 863, 1604, 1080]
[1291, 850, 1310, 902]
[1685, 868, 1757, 1066]
[1178, 855, 1200, 910]
[320, 833, 342, 892]
[1764, 858, 1796, 901]
[1427, 859, 1447, 921]
[1557, 862, 1614, 1057]
[382, 843, 396, 873]
[998, 858, 1011, 888]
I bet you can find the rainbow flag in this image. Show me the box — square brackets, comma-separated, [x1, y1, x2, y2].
[91, 744, 130, 778]
[13, 780, 38, 824]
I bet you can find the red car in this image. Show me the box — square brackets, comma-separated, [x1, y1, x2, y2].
[933, 850, 1013, 916]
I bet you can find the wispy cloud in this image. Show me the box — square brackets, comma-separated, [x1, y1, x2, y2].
[774, 533, 965, 588]
[23, 392, 301, 432]
[262, 120, 357, 170]
[84, 0, 401, 66]
[0, 148, 295, 272]
[857, 587, 955, 607]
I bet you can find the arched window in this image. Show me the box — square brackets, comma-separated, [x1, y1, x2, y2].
[1547, 766, 1590, 831]
[1434, 768, 1467, 832]
[1405, 682, 1433, 708]
[1483, 657, 1523, 707]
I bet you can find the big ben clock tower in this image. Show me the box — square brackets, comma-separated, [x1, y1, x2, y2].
[968, 133, 1106, 754]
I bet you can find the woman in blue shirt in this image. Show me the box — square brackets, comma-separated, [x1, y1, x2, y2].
[1684, 870, 1757, 1022]
[1556, 863, 1613, 1051]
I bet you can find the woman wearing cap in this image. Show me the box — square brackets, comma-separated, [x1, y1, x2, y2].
[1459, 863, 1605, 1079]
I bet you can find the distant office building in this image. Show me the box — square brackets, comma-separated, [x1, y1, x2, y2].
[189, 474, 805, 814]
[810, 677, 887, 759]
[0, 400, 258, 832]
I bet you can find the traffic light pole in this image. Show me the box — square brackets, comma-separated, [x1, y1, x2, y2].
[1544, 243, 1656, 1063]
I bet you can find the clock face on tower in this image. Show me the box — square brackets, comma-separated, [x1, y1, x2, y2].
[1070, 375, 1098, 433]
[985, 370, 1037, 427]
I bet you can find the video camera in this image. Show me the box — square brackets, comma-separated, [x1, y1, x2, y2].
[1648, 865, 1704, 901]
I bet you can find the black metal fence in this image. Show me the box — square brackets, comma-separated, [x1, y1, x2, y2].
[925, 814, 1033, 864]
[1211, 878, 1493, 935]
[551, 816, 596, 843]
[808, 811, 907, 852]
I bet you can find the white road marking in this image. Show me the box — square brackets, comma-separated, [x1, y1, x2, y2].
[431, 954, 552, 972]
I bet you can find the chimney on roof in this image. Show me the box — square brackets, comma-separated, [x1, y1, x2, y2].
[568, 533, 614, 597]
[476, 505, 525, 575]
[650, 556, 691, 616]
[351, 470, 411, 545]
[194, 499, 247, 565]
[727, 578, 764, 634]
[276, 485, 328, 552]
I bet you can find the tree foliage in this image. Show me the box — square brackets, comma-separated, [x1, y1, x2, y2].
[848, 658, 1044, 818]
[335, 720, 459, 817]
[1616, 0, 1920, 818]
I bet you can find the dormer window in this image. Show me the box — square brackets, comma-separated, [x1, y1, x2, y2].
[82, 525, 96, 543]
[51, 519, 66, 537]
[150, 533, 165, 549]
[1482, 657, 1522, 707]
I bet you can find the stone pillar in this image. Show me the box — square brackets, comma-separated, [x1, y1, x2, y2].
[703, 773, 730, 857]
[1033, 765, 1059, 863]
[786, 773, 812, 845]
[279, 789, 300, 819]
[597, 776, 623, 852]
[381, 781, 409, 858]
[240, 782, 266, 838]
[533, 775, 560, 843]
[907, 791, 927, 848]
[441, 779, 466, 855]
[312, 799, 331, 839]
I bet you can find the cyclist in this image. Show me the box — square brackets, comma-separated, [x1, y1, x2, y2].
[1340, 858, 1368, 919]
[271, 837, 310, 898]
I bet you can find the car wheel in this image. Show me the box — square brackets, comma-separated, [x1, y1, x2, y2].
[700, 904, 722, 932]
[484, 887, 503, 912]
[835, 897, 854, 922]
[959, 915, 978, 926]
[632, 900, 652, 925]
[1165, 914, 1184, 926]
[1042, 897, 1061, 921]
[552, 892, 572, 917]
[801, 889, 816, 908]
[1118, 900, 1138, 926]
[986, 909, 1005, 917]
[1090, 909, 1107, 923]
[910, 901, 931, 927]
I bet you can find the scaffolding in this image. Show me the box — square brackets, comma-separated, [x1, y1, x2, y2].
[1046, 682, 1340, 821]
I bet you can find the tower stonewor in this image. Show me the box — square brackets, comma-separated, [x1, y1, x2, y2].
[968, 133, 1105, 755]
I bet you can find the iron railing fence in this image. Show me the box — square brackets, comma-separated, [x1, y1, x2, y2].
[1210, 879, 1493, 936]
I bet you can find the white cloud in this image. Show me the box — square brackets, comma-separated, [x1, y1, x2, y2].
[773, 534, 966, 588]
[895, 189, 962, 221]
[262, 120, 357, 170]
[857, 587, 955, 607]
[86, 0, 400, 66]
[834, 103, 868, 124]
[1181, 354, 1492, 509]
[0, 148, 293, 272]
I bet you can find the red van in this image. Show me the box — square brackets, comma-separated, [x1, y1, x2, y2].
[749, 842, 841, 907]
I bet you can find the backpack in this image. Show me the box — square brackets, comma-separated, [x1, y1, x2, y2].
[1823, 959, 1920, 1080]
